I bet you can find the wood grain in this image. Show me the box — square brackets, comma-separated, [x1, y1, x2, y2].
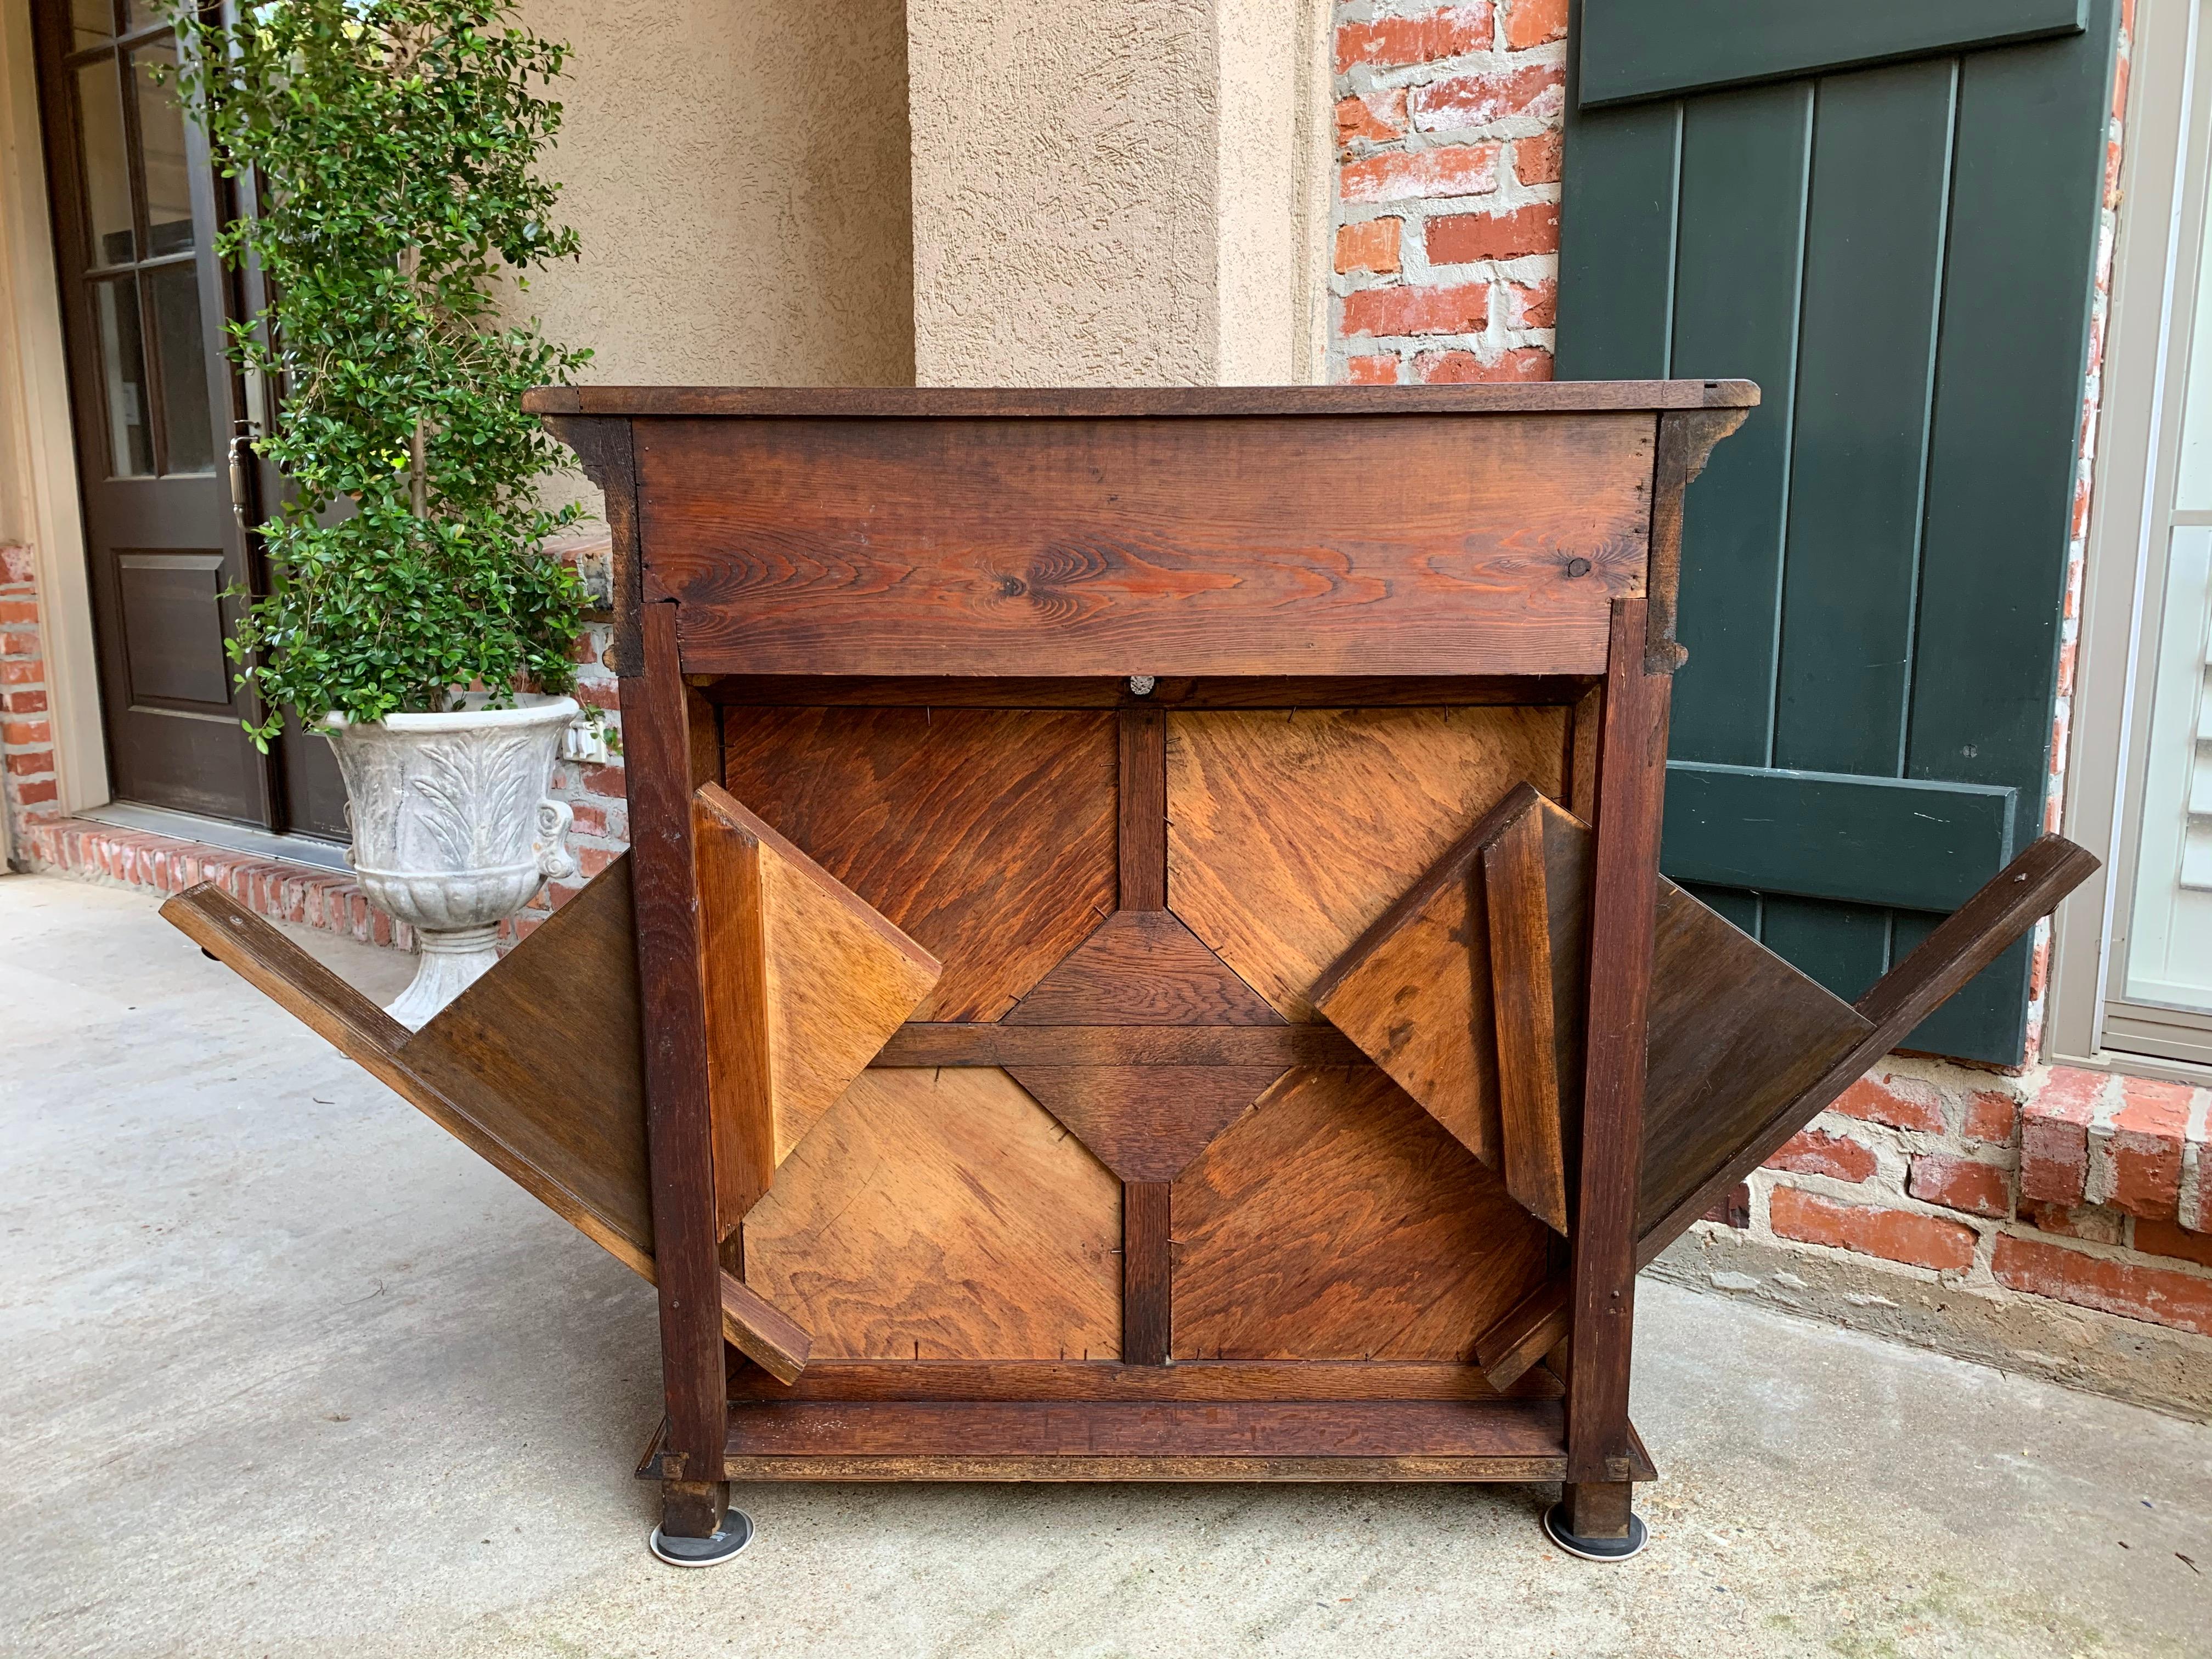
[721, 706, 1117, 1021]
[716, 1453, 1641, 1482]
[692, 790, 773, 1234]
[1005, 911, 1283, 1028]
[1172, 1066, 1551, 1361]
[874, 1023, 1364, 1068]
[1484, 806, 1571, 1234]
[1122, 1181, 1173, 1366]
[1166, 706, 1569, 1022]
[694, 783, 941, 1183]
[1006, 1067, 1286, 1183]
[1566, 600, 1670, 1486]
[621, 599, 727, 1475]
[635, 415, 1654, 677]
[741, 1068, 1122, 1360]
[724, 1359, 1554, 1402]
[1119, 706, 1167, 910]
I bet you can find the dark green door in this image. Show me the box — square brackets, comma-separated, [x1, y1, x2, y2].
[1558, 0, 2119, 1063]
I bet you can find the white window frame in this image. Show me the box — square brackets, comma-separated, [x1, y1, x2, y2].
[2051, 0, 2212, 1077]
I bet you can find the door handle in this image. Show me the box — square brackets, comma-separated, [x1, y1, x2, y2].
[227, 421, 259, 533]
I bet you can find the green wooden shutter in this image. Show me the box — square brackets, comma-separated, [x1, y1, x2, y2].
[1558, 0, 2119, 1064]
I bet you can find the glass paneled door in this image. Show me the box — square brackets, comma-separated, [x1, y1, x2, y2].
[34, 0, 346, 836]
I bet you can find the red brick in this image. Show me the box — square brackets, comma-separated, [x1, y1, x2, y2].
[0, 631, 40, 657]
[2, 716, 52, 747]
[1410, 63, 1565, 134]
[544, 880, 583, 911]
[2020, 1199, 2126, 1244]
[1335, 217, 1403, 275]
[2132, 1218, 2212, 1269]
[1, 687, 49, 715]
[509, 913, 543, 943]
[578, 761, 628, 798]
[1335, 89, 1407, 150]
[568, 799, 611, 838]
[1505, 276, 1555, 329]
[1424, 202, 1559, 264]
[1336, 5, 1493, 74]
[1500, 0, 1566, 48]
[1512, 129, 1563, 185]
[1341, 144, 1500, 205]
[1962, 1088, 2018, 1144]
[0, 661, 40, 684]
[1992, 1234, 2212, 1337]
[3, 750, 54, 776]
[0, 599, 38, 625]
[1343, 353, 1402, 386]
[2107, 1076, 2191, 1219]
[573, 678, 620, 712]
[13, 777, 57, 808]
[1908, 1153, 2012, 1220]
[1832, 1071, 1946, 1134]
[1342, 281, 1489, 338]
[1414, 346, 1551, 383]
[577, 845, 617, 878]
[0, 545, 32, 585]
[1770, 1185, 1979, 1272]
[1768, 1128, 1876, 1183]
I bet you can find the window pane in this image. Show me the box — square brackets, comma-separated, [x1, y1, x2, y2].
[147, 262, 214, 472]
[93, 275, 153, 477]
[133, 42, 194, 258]
[75, 58, 134, 266]
[72, 0, 115, 51]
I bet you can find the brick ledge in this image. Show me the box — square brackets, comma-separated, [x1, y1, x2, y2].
[14, 814, 415, 950]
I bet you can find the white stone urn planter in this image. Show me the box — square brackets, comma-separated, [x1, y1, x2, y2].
[326, 692, 579, 1030]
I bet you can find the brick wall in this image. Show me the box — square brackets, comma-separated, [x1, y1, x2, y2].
[1329, 0, 1565, 386]
[1, 543, 59, 836]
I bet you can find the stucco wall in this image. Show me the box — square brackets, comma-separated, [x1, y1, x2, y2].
[510, 0, 915, 393]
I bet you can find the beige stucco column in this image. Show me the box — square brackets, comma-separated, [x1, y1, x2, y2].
[905, 0, 1332, 386]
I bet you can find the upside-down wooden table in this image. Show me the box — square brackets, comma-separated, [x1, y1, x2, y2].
[166, 382, 2098, 1564]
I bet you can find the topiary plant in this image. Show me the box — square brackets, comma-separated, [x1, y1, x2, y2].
[171, 0, 591, 747]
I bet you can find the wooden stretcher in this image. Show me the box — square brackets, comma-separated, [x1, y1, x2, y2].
[164, 382, 2097, 1560]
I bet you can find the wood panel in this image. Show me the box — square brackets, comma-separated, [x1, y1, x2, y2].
[874, 1024, 1364, 1068]
[720, 707, 1118, 1021]
[1005, 911, 1283, 1027]
[722, 1400, 1571, 1459]
[742, 1069, 1122, 1360]
[1008, 1068, 1286, 1184]
[400, 855, 653, 1256]
[724, 1359, 1556, 1402]
[715, 1453, 1643, 1483]
[1166, 706, 1569, 1022]
[1638, 834, 2098, 1261]
[1312, 783, 1590, 1175]
[692, 784, 940, 1190]
[1172, 1066, 1551, 1361]
[633, 415, 1655, 678]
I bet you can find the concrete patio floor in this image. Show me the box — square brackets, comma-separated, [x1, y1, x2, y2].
[3, 870, 2209, 1659]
